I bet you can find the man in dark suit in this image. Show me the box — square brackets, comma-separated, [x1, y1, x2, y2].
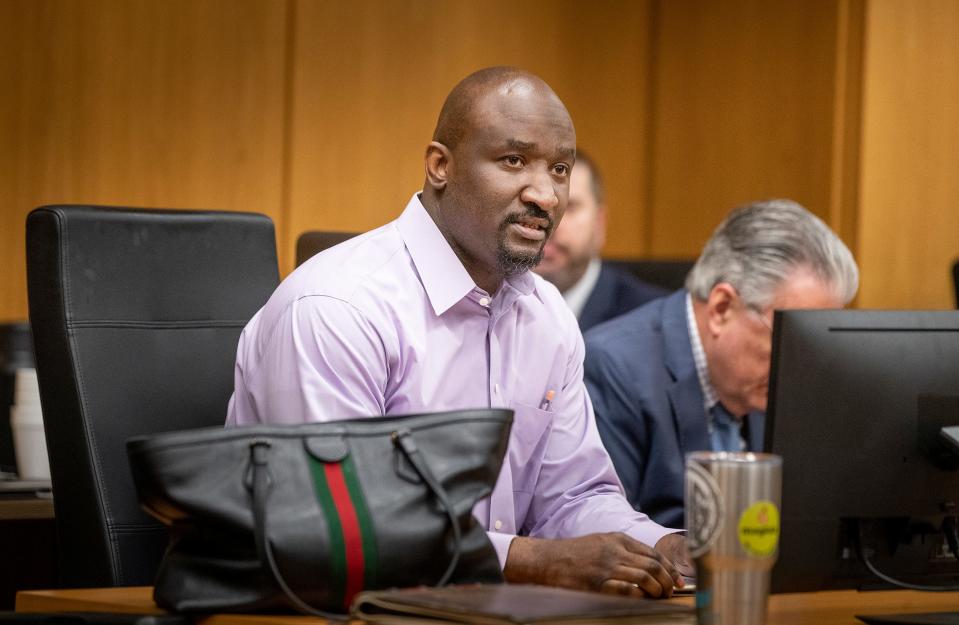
[535, 151, 666, 332]
[584, 200, 860, 528]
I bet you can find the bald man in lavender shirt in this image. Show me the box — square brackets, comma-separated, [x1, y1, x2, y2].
[227, 67, 690, 597]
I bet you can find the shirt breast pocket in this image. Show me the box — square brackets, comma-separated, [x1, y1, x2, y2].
[508, 402, 554, 495]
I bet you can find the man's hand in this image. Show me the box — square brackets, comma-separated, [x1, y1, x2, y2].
[654, 532, 694, 579]
[503, 533, 684, 598]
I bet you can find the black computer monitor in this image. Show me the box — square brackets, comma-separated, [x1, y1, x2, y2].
[766, 309, 959, 594]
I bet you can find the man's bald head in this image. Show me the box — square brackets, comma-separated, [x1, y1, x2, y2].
[422, 67, 576, 295]
[432, 67, 569, 152]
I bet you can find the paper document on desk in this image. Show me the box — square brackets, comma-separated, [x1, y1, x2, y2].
[352, 583, 694, 624]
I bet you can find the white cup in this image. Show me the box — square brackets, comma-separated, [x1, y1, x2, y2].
[10, 368, 49, 481]
[14, 367, 41, 407]
[10, 405, 50, 480]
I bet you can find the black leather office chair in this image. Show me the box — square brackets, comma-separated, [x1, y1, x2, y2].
[26, 206, 279, 588]
[604, 258, 696, 292]
[952, 258, 959, 309]
[295, 230, 358, 266]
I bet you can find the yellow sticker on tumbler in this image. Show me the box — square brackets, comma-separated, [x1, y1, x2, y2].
[737, 500, 779, 557]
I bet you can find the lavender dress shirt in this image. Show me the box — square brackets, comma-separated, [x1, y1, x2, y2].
[226, 194, 675, 565]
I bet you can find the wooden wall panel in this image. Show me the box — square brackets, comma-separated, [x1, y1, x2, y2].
[827, 0, 865, 254]
[857, 0, 959, 309]
[0, 0, 288, 322]
[4, 0, 955, 314]
[285, 0, 653, 272]
[647, 0, 843, 257]
[554, 2, 654, 260]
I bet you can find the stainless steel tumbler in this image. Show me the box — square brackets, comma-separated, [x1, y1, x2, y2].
[686, 452, 782, 625]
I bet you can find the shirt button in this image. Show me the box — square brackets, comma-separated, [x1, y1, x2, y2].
[494, 520, 503, 530]
[494, 383, 499, 394]
[479, 297, 490, 307]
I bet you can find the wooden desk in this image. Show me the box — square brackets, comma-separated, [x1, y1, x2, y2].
[16, 586, 959, 625]
[16, 587, 356, 625]
[0, 496, 54, 520]
[1, 496, 57, 610]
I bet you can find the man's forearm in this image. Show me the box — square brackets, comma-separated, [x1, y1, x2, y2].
[502, 533, 682, 598]
[503, 536, 563, 586]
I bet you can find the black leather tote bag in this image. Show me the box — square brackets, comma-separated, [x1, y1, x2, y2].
[126, 409, 512, 617]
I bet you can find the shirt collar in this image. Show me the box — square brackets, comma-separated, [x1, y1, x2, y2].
[395, 193, 535, 316]
[562, 257, 602, 318]
[686, 292, 719, 411]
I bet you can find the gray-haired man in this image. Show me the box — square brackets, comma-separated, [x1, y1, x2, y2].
[583, 200, 859, 528]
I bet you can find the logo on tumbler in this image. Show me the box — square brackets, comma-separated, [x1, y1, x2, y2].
[737, 500, 780, 557]
[686, 461, 724, 558]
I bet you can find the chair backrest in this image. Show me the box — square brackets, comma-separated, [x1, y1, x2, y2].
[953, 258, 959, 309]
[26, 206, 279, 588]
[603, 258, 696, 292]
[295, 230, 358, 266]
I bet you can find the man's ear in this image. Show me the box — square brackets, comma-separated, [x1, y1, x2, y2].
[425, 141, 452, 191]
[705, 283, 737, 337]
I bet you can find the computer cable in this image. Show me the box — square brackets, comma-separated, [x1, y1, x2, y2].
[857, 520, 959, 591]
[945, 516, 959, 558]
[944, 516, 959, 562]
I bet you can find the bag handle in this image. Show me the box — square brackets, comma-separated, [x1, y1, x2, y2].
[248, 428, 464, 618]
[249, 440, 340, 619]
[391, 427, 463, 585]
